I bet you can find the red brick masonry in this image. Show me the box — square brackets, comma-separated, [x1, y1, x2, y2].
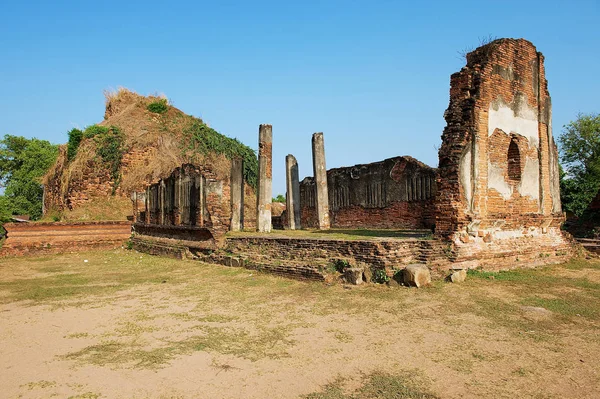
[0, 221, 132, 257]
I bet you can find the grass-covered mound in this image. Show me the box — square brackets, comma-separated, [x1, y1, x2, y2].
[44, 88, 258, 221]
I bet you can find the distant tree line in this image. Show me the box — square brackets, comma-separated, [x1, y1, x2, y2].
[0, 135, 58, 221]
[559, 113, 600, 217]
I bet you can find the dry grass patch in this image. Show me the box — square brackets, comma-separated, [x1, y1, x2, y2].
[2, 251, 600, 398]
[302, 370, 439, 399]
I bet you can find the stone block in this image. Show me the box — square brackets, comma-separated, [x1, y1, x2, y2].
[403, 264, 431, 288]
[449, 269, 467, 283]
[344, 268, 363, 285]
[361, 264, 373, 283]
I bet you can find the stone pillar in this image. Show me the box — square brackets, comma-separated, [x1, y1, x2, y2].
[145, 187, 150, 224]
[285, 154, 301, 230]
[257, 124, 273, 232]
[230, 158, 244, 231]
[131, 191, 138, 222]
[312, 132, 330, 229]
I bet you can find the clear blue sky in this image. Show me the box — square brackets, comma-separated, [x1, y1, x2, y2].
[1, 0, 598, 195]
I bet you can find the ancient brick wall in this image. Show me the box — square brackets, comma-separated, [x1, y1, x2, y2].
[133, 163, 235, 252]
[299, 156, 437, 229]
[0, 221, 131, 257]
[226, 236, 424, 269]
[435, 38, 568, 264]
[43, 145, 68, 213]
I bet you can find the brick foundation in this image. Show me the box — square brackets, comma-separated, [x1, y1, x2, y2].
[0, 221, 132, 257]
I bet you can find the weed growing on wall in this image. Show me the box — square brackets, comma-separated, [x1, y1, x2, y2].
[70, 124, 126, 193]
[333, 259, 351, 273]
[183, 119, 258, 188]
[147, 99, 169, 114]
[372, 269, 390, 284]
[93, 126, 125, 193]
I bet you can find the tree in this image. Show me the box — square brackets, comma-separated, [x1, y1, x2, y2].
[0, 135, 59, 220]
[558, 113, 600, 216]
[272, 194, 286, 203]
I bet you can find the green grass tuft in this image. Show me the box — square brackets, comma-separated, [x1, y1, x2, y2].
[147, 98, 169, 114]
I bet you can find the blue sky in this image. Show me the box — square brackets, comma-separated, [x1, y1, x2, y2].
[1, 0, 598, 195]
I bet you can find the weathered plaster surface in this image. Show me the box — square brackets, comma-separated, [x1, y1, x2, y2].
[488, 160, 512, 200]
[460, 145, 473, 209]
[488, 96, 539, 148]
[518, 157, 540, 199]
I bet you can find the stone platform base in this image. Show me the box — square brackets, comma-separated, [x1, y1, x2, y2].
[131, 228, 576, 282]
[0, 221, 132, 257]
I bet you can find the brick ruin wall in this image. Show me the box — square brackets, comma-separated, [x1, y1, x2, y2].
[43, 144, 258, 229]
[299, 156, 437, 229]
[43, 146, 157, 214]
[131, 164, 234, 252]
[0, 221, 132, 257]
[435, 38, 568, 265]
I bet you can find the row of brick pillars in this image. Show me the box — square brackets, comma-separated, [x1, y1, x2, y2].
[229, 126, 330, 233]
[285, 132, 329, 230]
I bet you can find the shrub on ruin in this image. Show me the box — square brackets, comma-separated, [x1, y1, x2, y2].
[83, 124, 109, 139]
[147, 99, 169, 114]
[183, 119, 259, 189]
[67, 128, 83, 161]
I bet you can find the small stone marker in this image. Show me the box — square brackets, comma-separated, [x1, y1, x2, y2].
[449, 269, 467, 283]
[361, 264, 372, 283]
[344, 267, 364, 285]
[403, 264, 431, 288]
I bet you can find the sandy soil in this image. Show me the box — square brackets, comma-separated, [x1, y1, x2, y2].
[0, 251, 599, 398]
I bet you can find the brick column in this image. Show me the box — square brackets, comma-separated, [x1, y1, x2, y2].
[312, 132, 330, 229]
[285, 154, 301, 230]
[257, 124, 273, 232]
[230, 158, 244, 231]
[159, 180, 166, 225]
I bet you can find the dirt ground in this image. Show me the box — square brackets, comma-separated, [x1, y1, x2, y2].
[1, 250, 599, 399]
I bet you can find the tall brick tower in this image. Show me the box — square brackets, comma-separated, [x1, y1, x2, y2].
[435, 38, 568, 267]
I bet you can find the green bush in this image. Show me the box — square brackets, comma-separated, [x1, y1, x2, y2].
[147, 99, 169, 114]
[67, 128, 83, 161]
[332, 259, 351, 273]
[273, 194, 285, 203]
[372, 269, 390, 284]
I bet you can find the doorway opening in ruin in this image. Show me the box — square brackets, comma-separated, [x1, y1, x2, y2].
[507, 139, 521, 182]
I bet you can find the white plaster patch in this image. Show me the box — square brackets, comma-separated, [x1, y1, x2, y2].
[488, 97, 539, 148]
[460, 146, 472, 209]
[518, 157, 540, 200]
[487, 160, 512, 200]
